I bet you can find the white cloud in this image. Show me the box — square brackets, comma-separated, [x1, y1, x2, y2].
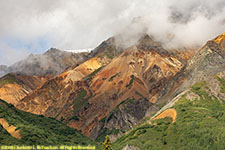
[0, 0, 225, 65]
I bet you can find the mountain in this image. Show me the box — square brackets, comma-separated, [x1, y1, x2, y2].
[0, 48, 88, 77]
[0, 73, 46, 105]
[15, 34, 196, 140]
[177, 33, 225, 98]
[111, 32, 225, 150]
[214, 32, 225, 48]
[113, 71, 225, 150]
[0, 99, 97, 146]
[88, 37, 123, 58]
[1, 31, 225, 149]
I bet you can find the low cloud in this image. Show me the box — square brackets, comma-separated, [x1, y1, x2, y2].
[0, 0, 225, 65]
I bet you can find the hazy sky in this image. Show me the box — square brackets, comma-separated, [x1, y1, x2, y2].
[0, 0, 225, 65]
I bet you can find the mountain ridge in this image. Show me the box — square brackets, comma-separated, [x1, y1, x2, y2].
[0, 48, 89, 78]
[14, 34, 196, 140]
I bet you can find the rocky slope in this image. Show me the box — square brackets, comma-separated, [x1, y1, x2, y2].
[16, 34, 196, 139]
[156, 34, 225, 103]
[113, 71, 225, 150]
[1, 48, 88, 77]
[0, 73, 46, 105]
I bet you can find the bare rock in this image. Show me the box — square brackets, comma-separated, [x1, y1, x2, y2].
[123, 144, 140, 150]
[186, 91, 200, 101]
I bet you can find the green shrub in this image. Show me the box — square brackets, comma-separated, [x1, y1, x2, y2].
[149, 77, 155, 83]
[83, 66, 104, 80]
[73, 89, 88, 112]
[0, 74, 18, 87]
[135, 91, 144, 98]
[96, 128, 120, 142]
[108, 73, 120, 82]
[126, 75, 134, 88]
[0, 99, 96, 146]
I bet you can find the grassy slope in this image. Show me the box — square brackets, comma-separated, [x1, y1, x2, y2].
[0, 74, 18, 87]
[113, 81, 225, 150]
[0, 99, 97, 146]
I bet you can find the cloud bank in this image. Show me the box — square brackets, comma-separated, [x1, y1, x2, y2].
[0, 0, 225, 65]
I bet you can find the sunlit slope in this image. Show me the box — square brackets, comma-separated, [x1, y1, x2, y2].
[0, 73, 46, 105]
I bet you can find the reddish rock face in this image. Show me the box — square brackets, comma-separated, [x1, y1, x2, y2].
[214, 32, 225, 47]
[15, 34, 196, 139]
[0, 73, 46, 105]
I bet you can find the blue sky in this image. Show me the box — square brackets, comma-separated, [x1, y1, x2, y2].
[0, 36, 52, 65]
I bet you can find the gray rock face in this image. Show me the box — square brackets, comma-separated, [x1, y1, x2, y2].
[89, 99, 158, 140]
[123, 144, 140, 150]
[88, 37, 123, 58]
[156, 38, 225, 106]
[186, 91, 200, 101]
[104, 98, 156, 131]
[175, 40, 225, 96]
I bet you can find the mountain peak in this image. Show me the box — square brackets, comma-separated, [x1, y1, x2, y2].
[214, 33, 225, 44]
[137, 34, 153, 42]
[88, 37, 123, 59]
[203, 33, 225, 55]
[44, 48, 62, 55]
[136, 34, 169, 55]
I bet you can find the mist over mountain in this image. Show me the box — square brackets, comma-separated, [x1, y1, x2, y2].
[0, 48, 88, 77]
[0, 0, 225, 65]
[0, 65, 9, 77]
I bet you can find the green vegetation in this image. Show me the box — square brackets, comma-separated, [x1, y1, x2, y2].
[135, 91, 144, 98]
[96, 128, 120, 143]
[68, 115, 79, 122]
[73, 89, 88, 113]
[113, 122, 168, 150]
[149, 77, 155, 83]
[157, 101, 167, 110]
[0, 74, 18, 87]
[108, 73, 120, 82]
[103, 135, 112, 150]
[0, 99, 96, 146]
[126, 75, 134, 88]
[215, 75, 225, 93]
[83, 66, 104, 81]
[60, 117, 65, 122]
[100, 117, 106, 123]
[113, 81, 225, 150]
[191, 81, 206, 93]
[65, 115, 80, 124]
